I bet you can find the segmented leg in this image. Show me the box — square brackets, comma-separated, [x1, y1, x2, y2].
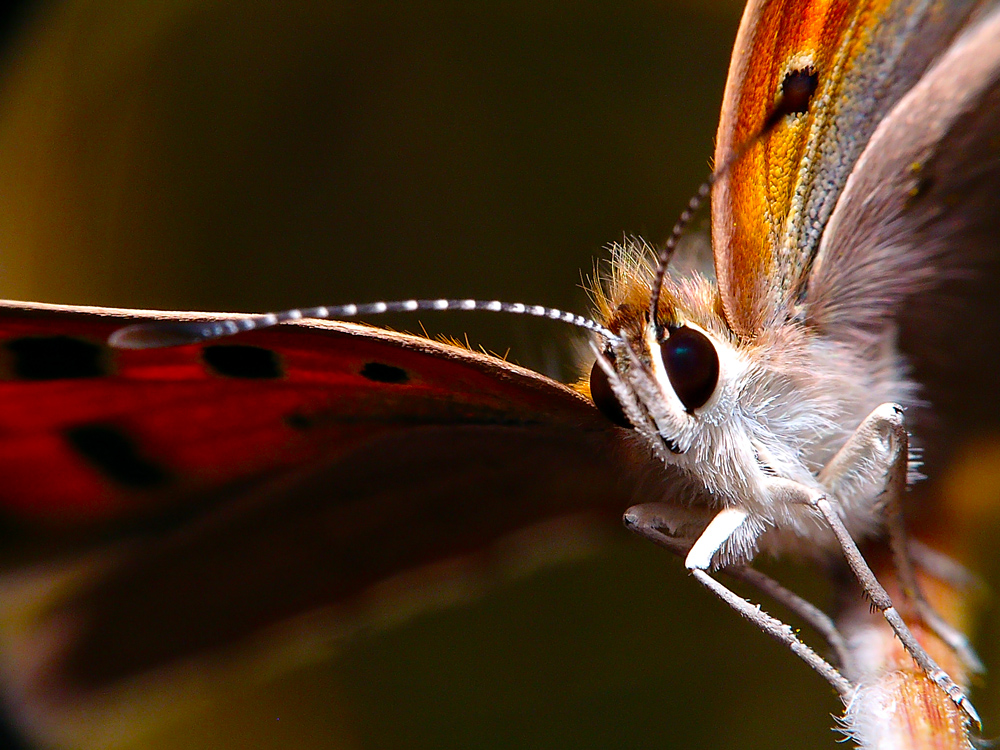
[871, 410, 984, 672]
[817, 402, 983, 673]
[811, 493, 980, 728]
[729, 565, 852, 673]
[624, 402, 981, 725]
[623, 503, 853, 697]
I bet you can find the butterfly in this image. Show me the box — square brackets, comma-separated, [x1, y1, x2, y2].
[1, 0, 1000, 748]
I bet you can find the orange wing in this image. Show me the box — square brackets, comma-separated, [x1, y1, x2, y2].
[0, 301, 643, 711]
[712, 0, 988, 335]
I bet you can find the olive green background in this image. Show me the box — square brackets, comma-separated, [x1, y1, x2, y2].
[0, 1, 996, 748]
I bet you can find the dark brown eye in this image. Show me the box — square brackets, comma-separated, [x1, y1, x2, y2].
[659, 326, 719, 412]
[589, 355, 633, 429]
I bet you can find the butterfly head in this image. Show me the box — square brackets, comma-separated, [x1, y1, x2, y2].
[585, 241, 865, 510]
[588, 243, 740, 458]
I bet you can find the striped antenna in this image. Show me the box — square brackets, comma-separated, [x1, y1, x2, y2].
[647, 177, 715, 328]
[114, 75, 819, 351]
[648, 68, 819, 327]
[646, 145, 756, 326]
[108, 299, 619, 349]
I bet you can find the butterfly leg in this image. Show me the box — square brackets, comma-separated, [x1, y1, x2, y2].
[623, 503, 853, 697]
[803, 404, 979, 726]
[811, 492, 980, 727]
[818, 404, 983, 673]
[875, 421, 984, 674]
[727, 565, 852, 673]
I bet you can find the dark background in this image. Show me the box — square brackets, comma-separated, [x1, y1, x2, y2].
[0, 2, 996, 748]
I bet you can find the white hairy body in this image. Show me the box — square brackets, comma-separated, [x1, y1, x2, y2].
[642, 273, 915, 564]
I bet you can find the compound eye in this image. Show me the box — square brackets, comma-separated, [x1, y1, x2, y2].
[589, 354, 633, 429]
[658, 326, 719, 412]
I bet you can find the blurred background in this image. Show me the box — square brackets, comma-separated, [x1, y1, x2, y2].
[0, 1, 996, 748]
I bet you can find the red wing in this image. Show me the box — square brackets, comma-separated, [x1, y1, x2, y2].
[0, 301, 644, 713]
[0, 301, 618, 530]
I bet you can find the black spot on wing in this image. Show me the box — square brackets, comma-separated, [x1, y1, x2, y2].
[5, 336, 106, 380]
[778, 68, 818, 115]
[764, 67, 819, 132]
[360, 362, 409, 384]
[65, 424, 171, 489]
[285, 412, 315, 431]
[203, 345, 282, 379]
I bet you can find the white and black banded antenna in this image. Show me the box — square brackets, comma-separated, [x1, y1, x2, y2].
[648, 67, 819, 327]
[109, 299, 620, 349]
[112, 71, 820, 352]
